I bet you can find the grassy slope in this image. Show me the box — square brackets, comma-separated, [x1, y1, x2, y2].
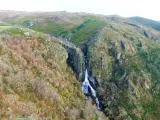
[0, 25, 107, 120]
[2, 14, 107, 47]
[88, 20, 160, 119]
[71, 20, 107, 45]
[129, 17, 160, 31]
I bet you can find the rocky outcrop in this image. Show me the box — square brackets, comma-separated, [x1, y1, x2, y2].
[144, 30, 152, 39]
[121, 40, 126, 49]
[87, 30, 112, 81]
[82, 24, 156, 119]
[123, 21, 153, 40]
[57, 37, 85, 80]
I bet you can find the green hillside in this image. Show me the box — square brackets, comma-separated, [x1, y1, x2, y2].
[0, 24, 106, 120]
[0, 11, 160, 120]
[129, 17, 160, 31]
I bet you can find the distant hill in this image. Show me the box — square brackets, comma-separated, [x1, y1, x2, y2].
[129, 16, 160, 31]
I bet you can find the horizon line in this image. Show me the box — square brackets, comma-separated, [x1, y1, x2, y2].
[0, 9, 159, 21]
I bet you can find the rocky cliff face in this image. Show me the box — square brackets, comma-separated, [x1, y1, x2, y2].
[85, 21, 160, 119]
[57, 38, 85, 80]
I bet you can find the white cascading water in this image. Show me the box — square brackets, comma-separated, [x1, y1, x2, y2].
[82, 69, 100, 110]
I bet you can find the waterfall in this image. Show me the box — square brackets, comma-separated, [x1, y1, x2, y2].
[84, 69, 89, 82]
[81, 45, 100, 110]
[82, 69, 100, 110]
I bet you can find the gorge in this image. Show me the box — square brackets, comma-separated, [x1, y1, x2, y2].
[0, 11, 160, 120]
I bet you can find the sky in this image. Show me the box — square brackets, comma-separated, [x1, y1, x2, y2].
[0, 0, 159, 21]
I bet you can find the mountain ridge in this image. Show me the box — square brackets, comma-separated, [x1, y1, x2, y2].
[0, 11, 160, 120]
[129, 16, 160, 31]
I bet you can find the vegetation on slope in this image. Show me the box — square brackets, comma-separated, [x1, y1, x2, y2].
[129, 17, 160, 31]
[1, 14, 107, 47]
[87, 21, 160, 119]
[0, 11, 160, 120]
[0, 26, 106, 120]
[71, 20, 107, 45]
